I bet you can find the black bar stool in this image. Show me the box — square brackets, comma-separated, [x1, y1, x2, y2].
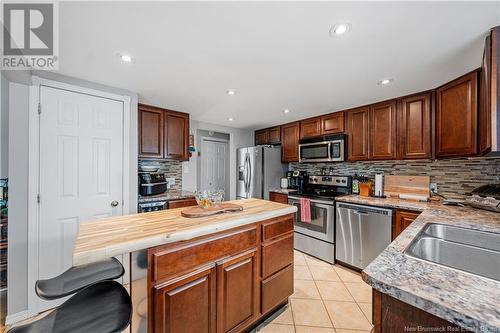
[8, 258, 132, 333]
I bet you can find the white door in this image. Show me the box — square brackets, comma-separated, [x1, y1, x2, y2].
[38, 85, 124, 311]
[201, 138, 229, 198]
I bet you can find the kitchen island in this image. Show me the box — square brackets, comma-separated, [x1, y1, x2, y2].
[337, 195, 500, 333]
[73, 198, 297, 333]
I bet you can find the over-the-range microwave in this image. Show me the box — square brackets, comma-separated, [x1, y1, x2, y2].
[298, 134, 346, 163]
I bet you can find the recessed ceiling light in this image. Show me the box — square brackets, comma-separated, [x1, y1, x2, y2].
[378, 78, 393, 85]
[330, 23, 351, 37]
[119, 54, 134, 63]
[226, 90, 236, 95]
[227, 117, 234, 121]
[283, 109, 290, 114]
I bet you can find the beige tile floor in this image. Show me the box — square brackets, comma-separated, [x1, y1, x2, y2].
[253, 250, 373, 333]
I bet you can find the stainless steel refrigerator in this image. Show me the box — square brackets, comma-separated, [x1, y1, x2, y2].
[237, 146, 287, 200]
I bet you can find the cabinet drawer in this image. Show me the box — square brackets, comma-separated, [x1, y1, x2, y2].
[261, 215, 293, 242]
[261, 264, 293, 314]
[261, 232, 293, 278]
[151, 227, 257, 282]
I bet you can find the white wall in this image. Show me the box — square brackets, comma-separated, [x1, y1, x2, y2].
[182, 120, 254, 199]
[5, 72, 138, 323]
[7, 82, 30, 319]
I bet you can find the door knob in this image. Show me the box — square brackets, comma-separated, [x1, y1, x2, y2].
[111, 200, 119, 207]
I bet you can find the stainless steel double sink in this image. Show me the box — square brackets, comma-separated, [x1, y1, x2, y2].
[404, 223, 500, 281]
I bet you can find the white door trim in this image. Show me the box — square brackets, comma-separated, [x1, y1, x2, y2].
[26, 76, 131, 318]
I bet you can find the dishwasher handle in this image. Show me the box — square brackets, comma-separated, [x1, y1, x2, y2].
[337, 202, 393, 216]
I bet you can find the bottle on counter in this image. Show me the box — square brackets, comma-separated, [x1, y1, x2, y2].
[352, 174, 360, 194]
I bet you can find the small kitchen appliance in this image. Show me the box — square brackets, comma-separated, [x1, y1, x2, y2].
[288, 175, 352, 264]
[286, 170, 308, 191]
[138, 173, 167, 196]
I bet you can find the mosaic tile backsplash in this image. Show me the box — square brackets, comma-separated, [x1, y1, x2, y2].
[290, 157, 500, 198]
[138, 159, 182, 191]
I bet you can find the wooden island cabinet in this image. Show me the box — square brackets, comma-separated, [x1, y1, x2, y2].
[147, 214, 294, 333]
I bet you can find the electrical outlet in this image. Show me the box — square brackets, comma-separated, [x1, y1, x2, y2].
[430, 182, 438, 193]
[166, 178, 175, 189]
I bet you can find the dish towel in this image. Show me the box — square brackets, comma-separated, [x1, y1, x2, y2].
[300, 198, 312, 223]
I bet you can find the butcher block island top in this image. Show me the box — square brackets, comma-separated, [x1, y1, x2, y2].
[73, 198, 296, 265]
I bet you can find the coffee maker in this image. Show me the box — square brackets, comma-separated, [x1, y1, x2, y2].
[286, 171, 308, 191]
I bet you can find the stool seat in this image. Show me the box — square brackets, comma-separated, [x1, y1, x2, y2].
[9, 281, 131, 333]
[36, 257, 124, 300]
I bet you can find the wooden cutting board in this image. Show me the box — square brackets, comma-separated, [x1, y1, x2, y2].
[181, 203, 244, 218]
[384, 175, 430, 201]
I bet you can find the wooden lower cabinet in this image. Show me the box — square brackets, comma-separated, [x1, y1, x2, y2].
[148, 215, 294, 333]
[392, 209, 420, 240]
[167, 197, 197, 209]
[153, 265, 217, 333]
[269, 192, 288, 204]
[373, 290, 469, 333]
[217, 250, 258, 333]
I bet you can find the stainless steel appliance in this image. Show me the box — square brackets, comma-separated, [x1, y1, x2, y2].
[288, 175, 351, 264]
[130, 250, 148, 333]
[298, 134, 345, 163]
[138, 173, 167, 196]
[137, 200, 167, 213]
[336, 203, 392, 270]
[237, 146, 287, 200]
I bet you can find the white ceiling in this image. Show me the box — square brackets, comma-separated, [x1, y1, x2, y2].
[57, 1, 500, 129]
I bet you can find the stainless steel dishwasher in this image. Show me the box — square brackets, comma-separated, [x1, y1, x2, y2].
[335, 202, 393, 270]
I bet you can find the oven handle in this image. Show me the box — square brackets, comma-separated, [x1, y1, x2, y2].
[288, 196, 334, 206]
[141, 182, 167, 187]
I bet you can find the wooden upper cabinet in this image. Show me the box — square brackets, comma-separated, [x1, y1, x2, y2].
[153, 265, 216, 333]
[436, 72, 478, 158]
[267, 126, 281, 144]
[321, 112, 345, 135]
[139, 105, 164, 158]
[346, 107, 370, 161]
[281, 122, 300, 162]
[138, 104, 190, 161]
[300, 117, 322, 139]
[255, 130, 268, 145]
[165, 111, 189, 160]
[399, 93, 432, 159]
[370, 100, 397, 160]
[479, 31, 493, 154]
[255, 126, 281, 145]
[216, 250, 258, 333]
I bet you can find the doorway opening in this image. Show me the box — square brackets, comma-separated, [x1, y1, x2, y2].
[197, 130, 230, 200]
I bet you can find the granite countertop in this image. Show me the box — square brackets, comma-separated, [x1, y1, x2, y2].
[336, 195, 500, 332]
[138, 190, 195, 203]
[73, 198, 296, 266]
[269, 188, 296, 195]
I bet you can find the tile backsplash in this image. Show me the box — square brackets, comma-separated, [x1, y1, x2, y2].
[290, 157, 500, 198]
[139, 159, 182, 191]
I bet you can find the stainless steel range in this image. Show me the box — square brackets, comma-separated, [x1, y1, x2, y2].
[288, 175, 351, 264]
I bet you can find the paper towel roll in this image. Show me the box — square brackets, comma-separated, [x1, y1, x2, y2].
[374, 174, 384, 197]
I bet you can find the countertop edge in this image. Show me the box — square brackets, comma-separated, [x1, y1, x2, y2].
[73, 205, 296, 266]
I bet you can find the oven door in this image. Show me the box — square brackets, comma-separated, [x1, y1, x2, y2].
[330, 139, 345, 162]
[288, 196, 334, 243]
[299, 141, 331, 162]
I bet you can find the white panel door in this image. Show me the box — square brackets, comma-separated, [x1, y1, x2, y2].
[200, 139, 229, 198]
[38, 85, 123, 310]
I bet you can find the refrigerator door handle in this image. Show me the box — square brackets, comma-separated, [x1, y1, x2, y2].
[247, 153, 252, 196]
[244, 153, 250, 194]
